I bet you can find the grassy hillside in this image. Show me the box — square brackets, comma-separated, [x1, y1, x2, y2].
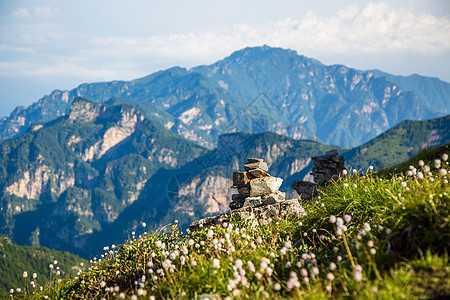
[344, 115, 450, 171]
[0, 236, 87, 295]
[9, 145, 449, 299]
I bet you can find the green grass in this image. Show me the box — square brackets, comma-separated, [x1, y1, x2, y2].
[0, 237, 87, 297]
[8, 146, 450, 299]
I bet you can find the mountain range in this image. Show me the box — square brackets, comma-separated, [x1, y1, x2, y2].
[0, 96, 448, 258]
[0, 46, 448, 148]
[0, 45, 449, 259]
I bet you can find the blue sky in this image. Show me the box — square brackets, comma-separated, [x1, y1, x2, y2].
[0, 0, 449, 117]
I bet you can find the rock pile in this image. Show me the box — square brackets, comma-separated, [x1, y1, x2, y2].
[291, 149, 346, 201]
[189, 158, 305, 231]
[229, 158, 285, 210]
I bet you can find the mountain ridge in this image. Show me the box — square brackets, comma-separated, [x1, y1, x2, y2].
[0, 46, 447, 148]
[0, 96, 448, 258]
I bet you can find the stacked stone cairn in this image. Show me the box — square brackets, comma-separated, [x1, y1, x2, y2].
[291, 149, 346, 201]
[229, 158, 285, 210]
[189, 158, 305, 231]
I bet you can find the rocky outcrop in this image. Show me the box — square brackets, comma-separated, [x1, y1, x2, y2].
[77, 105, 141, 162]
[189, 198, 306, 230]
[177, 175, 233, 215]
[190, 158, 305, 231]
[5, 165, 74, 202]
[291, 149, 346, 200]
[69, 99, 105, 122]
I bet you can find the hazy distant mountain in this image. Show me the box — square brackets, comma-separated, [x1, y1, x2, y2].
[193, 46, 443, 146]
[0, 46, 447, 147]
[370, 70, 450, 114]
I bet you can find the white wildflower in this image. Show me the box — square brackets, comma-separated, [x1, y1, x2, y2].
[329, 215, 336, 223]
[213, 258, 220, 269]
[434, 159, 441, 169]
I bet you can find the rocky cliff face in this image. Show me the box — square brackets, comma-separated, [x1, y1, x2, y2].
[0, 97, 205, 257]
[176, 175, 233, 215]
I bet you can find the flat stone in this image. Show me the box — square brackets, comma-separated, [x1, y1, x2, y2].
[244, 161, 268, 172]
[232, 194, 246, 202]
[249, 176, 283, 197]
[247, 158, 264, 163]
[189, 216, 216, 229]
[237, 186, 250, 196]
[243, 197, 262, 207]
[262, 190, 285, 204]
[232, 171, 252, 187]
[248, 168, 270, 178]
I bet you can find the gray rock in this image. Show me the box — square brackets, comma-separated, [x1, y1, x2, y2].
[292, 149, 346, 200]
[231, 193, 246, 203]
[244, 161, 269, 172]
[249, 176, 283, 197]
[247, 158, 264, 163]
[254, 204, 278, 220]
[248, 168, 270, 178]
[291, 181, 317, 201]
[189, 216, 216, 229]
[279, 199, 307, 218]
[262, 190, 286, 204]
[232, 171, 253, 187]
[311, 149, 346, 186]
[243, 197, 262, 207]
[237, 186, 250, 196]
[189, 198, 306, 231]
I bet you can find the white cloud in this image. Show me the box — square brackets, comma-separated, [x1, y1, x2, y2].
[2, 2, 449, 84]
[34, 6, 59, 17]
[12, 8, 30, 18]
[258, 2, 450, 55]
[85, 2, 450, 64]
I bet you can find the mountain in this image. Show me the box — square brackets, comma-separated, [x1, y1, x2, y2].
[0, 98, 204, 257]
[344, 114, 450, 170]
[370, 70, 450, 113]
[0, 235, 87, 293]
[0, 93, 447, 259]
[192, 46, 443, 146]
[0, 46, 447, 148]
[171, 115, 450, 217]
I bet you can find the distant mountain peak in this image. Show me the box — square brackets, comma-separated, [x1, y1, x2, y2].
[0, 45, 448, 147]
